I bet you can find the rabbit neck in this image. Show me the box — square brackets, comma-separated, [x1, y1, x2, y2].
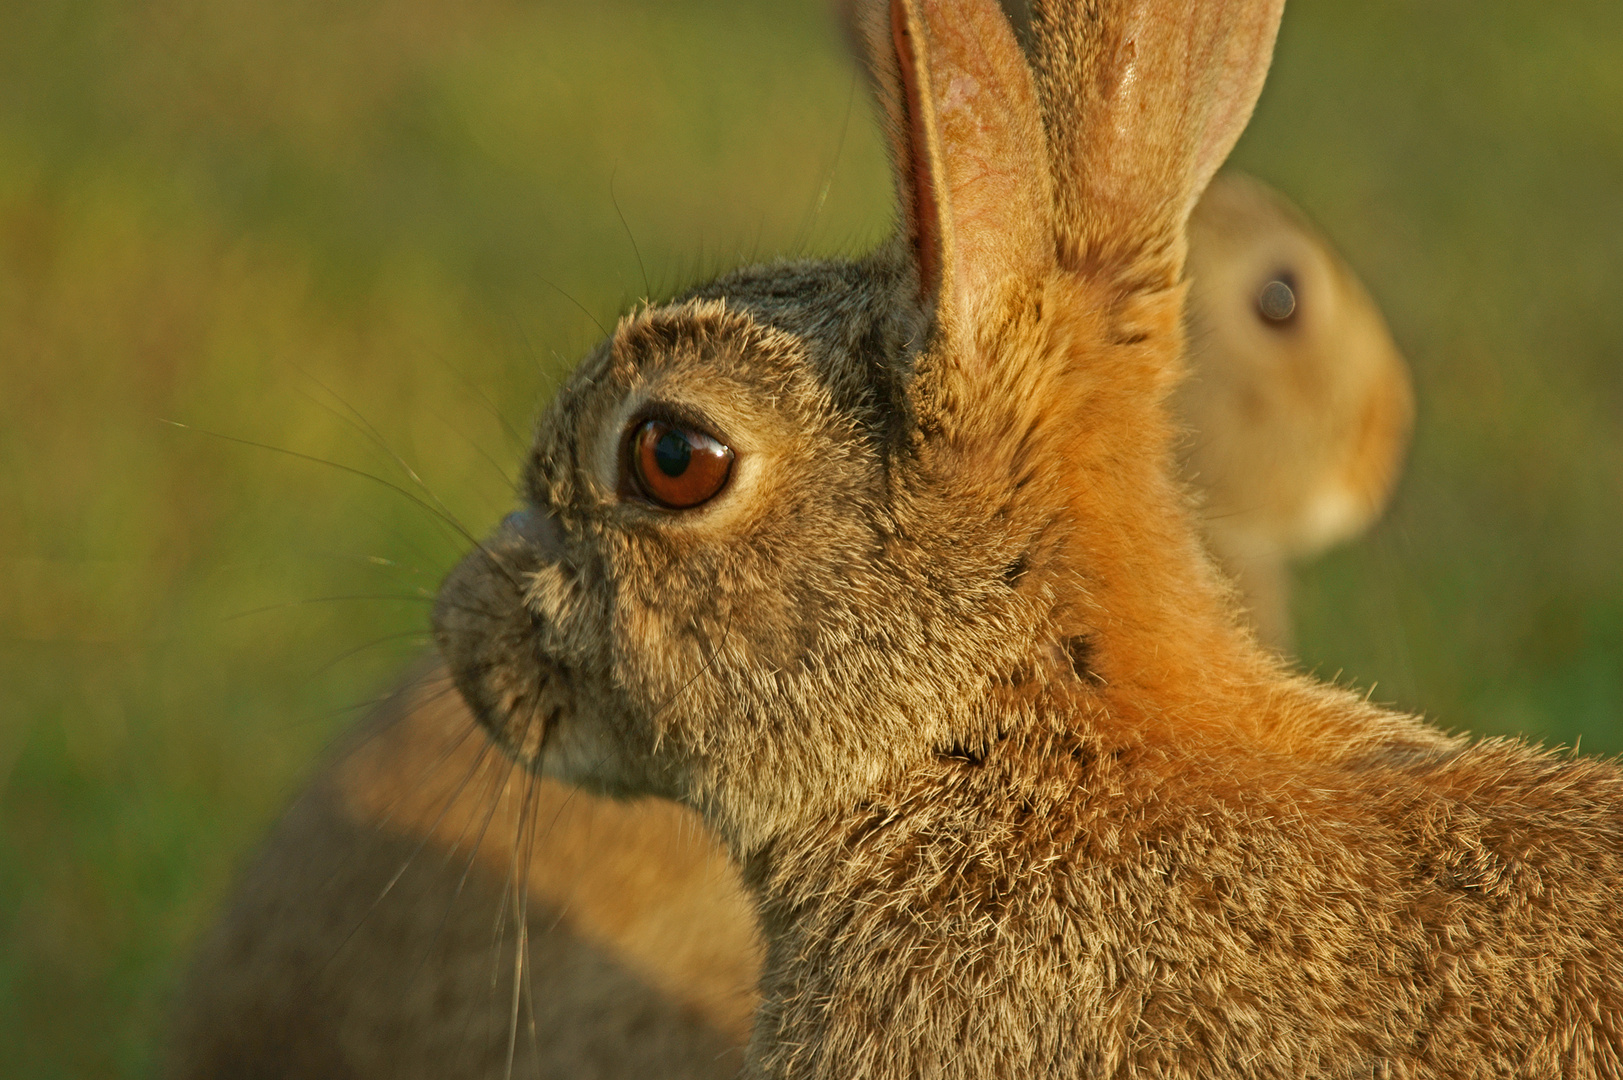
[893, 270, 1312, 750]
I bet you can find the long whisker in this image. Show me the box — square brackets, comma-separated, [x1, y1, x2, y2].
[499, 756, 545, 1080]
[269, 666, 460, 752]
[322, 551, 439, 585]
[452, 750, 521, 902]
[793, 68, 859, 254]
[508, 766, 546, 1079]
[224, 593, 435, 621]
[534, 276, 610, 341]
[404, 738, 520, 994]
[519, 779, 543, 1074]
[424, 335, 535, 455]
[310, 731, 498, 981]
[361, 716, 484, 841]
[610, 163, 652, 301]
[163, 418, 533, 600]
[290, 369, 482, 550]
[507, 312, 566, 409]
[159, 420, 480, 552]
[428, 407, 521, 495]
[315, 629, 433, 675]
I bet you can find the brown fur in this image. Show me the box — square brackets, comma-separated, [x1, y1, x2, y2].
[163, 166, 1413, 1078]
[422, 0, 1623, 1076]
[171, 0, 1613, 1075]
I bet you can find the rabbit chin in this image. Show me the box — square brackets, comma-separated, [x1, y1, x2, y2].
[535, 703, 692, 802]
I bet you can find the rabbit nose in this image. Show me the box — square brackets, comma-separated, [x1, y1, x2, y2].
[499, 507, 563, 558]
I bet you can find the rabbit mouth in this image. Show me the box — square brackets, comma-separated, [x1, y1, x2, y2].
[444, 624, 574, 769]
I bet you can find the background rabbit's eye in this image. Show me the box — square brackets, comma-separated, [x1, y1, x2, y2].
[631, 419, 733, 509]
[1256, 273, 1298, 324]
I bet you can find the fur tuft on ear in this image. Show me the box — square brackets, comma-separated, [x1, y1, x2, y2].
[1030, 0, 1285, 281]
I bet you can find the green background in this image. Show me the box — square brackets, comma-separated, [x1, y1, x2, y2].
[1, 0, 1619, 1074]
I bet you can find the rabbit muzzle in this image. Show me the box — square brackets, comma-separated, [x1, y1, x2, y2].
[433, 507, 575, 768]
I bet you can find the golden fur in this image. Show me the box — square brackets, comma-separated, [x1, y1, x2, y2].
[175, 0, 1623, 1075]
[432, 0, 1623, 1073]
[164, 167, 1413, 1078]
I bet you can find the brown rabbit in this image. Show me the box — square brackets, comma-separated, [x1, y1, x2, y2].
[1178, 172, 1413, 650]
[164, 166, 1415, 1078]
[424, 0, 1623, 1074]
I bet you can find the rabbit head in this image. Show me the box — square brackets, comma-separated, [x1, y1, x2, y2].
[1180, 173, 1414, 565]
[434, 0, 1287, 852]
[1179, 172, 1415, 646]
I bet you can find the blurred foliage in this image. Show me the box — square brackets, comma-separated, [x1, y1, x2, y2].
[0, 0, 1618, 1075]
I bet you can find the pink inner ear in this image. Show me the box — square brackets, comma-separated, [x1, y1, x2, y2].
[892, 0, 942, 302]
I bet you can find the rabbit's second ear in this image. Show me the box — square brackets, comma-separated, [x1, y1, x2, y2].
[858, 0, 1052, 343]
[1031, 0, 1285, 281]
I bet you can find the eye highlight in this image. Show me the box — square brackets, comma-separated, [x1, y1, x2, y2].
[629, 418, 734, 509]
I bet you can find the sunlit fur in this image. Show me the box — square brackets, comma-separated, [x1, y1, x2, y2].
[193, 0, 1623, 1073]
[435, 0, 1623, 1072]
[164, 171, 1422, 1079]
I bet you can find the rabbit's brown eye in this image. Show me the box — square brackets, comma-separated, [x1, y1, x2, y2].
[1256, 274, 1298, 324]
[630, 419, 733, 509]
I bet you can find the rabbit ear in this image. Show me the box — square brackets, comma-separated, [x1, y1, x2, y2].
[1030, 0, 1285, 280]
[855, 0, 1053, 336]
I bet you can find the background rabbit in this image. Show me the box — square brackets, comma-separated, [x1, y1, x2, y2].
[1178, 173, 1414, 651]
[166, 167, 1413, 1079]
[424, 0, 1623, 1075]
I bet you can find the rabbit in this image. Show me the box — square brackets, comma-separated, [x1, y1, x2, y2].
[164, 162, 1417, 1079]
[424, 0, 1623, 1074]
[1177, 171, 1413, 651]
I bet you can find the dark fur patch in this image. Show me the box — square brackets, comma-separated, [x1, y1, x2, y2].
[1064, 634, 1096, 681]
[936, 740, 988, 767]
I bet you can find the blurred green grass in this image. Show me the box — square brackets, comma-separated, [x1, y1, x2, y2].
[0, 0, 1618, 1075]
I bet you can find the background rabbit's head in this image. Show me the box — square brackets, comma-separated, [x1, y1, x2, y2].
[434, 0, 1286, 850]
[1180, 173, 1415, 648]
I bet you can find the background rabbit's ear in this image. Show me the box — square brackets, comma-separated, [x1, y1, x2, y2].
[854, 0, 1052, 337]
[1030, 0, 1285, 281]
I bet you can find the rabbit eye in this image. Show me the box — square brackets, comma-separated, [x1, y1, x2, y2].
[1256, 273, 1298, 325]
[629, 419, 734, 509]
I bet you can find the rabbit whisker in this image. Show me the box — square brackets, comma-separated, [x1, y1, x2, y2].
[314, 629, 433, 675]
[514, 766, 544, 1076]
[404, 742, 522, 1000]
[428, 406, 522, 495]
[609, 163, 652, 302]
[290, 368, 481, 547]
[792, 68, 859, 254]
[362, 704, 484, 842]
[532, 274, 610, 340]
[223, 592, 435, 622]
[158, 420, 483, 557]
